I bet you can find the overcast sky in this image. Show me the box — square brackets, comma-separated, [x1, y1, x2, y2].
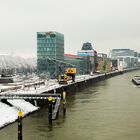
[0, 0, 140, 58]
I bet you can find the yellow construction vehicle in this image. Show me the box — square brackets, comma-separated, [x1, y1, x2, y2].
[65, 67, 76, 75]
[65, 67, 76, 82]
[58, 67, 76, 84]
[58, 74, 68, 84]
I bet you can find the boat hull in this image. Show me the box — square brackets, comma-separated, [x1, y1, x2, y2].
[132, 76, 140, 85]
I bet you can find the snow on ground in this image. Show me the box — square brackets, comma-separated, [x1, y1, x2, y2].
[0, 102, 18, 128]
[11, 79, 61, 94]
[0, 100, 38, 128]
[8, 99, 39, 115]
[0, 74, 105, 94]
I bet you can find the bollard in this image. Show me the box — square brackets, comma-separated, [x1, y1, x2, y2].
[62, 91, 66, 116]
[34, 100, 37, 107]
[48, 96, 53, 124]
[18, 111, 23, 140]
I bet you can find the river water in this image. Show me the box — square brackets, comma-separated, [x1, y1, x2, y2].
[0, 70, 140, 140]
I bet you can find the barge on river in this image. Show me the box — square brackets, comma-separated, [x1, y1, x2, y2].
[132, 76, 140, 85]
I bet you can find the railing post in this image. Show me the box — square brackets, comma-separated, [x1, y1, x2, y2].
[18, 111, 23, 140]
[62, 91, 66, 116]
[48, 96, 53, 124]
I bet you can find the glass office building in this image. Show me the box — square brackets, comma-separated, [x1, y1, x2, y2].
[64, 54, 85, 75]
[77, 42, 95, 74]
[37, 32, 64, 76]
[109, 49, 139, 68]
[109, 49, 134, 59]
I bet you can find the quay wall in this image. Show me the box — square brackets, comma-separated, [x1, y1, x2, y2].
[52, 71, 122, 94]
[35, 69, 136, 106]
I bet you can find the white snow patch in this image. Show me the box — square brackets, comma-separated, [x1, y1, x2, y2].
[7, 99, 39, 116]
[0, 102, 18, 128]
[0, 100, 38, 128]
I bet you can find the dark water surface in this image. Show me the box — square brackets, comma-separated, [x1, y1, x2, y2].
[0, 70, 140, 140]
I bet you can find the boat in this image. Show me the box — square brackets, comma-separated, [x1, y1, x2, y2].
[132, 76, 140, 85]
[0, 75, 14, 84]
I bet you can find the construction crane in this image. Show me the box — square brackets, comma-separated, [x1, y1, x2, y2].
[46, 57, 76, 84]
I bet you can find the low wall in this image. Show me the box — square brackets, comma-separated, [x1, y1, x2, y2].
[28, 68, 140, 106]
[34, 70, 125, 106]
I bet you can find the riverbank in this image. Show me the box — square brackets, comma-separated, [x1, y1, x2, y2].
[0, 68, 139, 129]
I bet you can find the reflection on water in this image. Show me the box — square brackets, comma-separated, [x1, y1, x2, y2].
[0, 70, 140, 140]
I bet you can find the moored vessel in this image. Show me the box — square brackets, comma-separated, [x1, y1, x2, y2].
[132, 76, 140, 85]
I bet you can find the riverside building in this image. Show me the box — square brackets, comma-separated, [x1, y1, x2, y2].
[77, 42, 96, 74]
[109, 49, 139, 68]
[64, 54, 84, 75]
[37, 32, 64, 76]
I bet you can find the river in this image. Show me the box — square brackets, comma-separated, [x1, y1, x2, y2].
[0, 70, 140, 140]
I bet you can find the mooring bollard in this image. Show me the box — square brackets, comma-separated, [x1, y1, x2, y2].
[62, 91, 66, 116]
[18, 111, 23, 140]
[48, 96, 53, 124]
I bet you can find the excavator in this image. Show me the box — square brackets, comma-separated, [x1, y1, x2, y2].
[58, 67, 76, 84]
[45, 57, 76, 84]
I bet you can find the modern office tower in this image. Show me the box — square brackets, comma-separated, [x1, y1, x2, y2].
[108, 49, 139, 68]
[37, 32, 64, 76]
[108, 49, 134, 59]
[77, 42, 95, 74]
[81, 42, 93, 50]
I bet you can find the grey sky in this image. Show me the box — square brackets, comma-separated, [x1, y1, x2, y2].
[0, 0, 140, 58]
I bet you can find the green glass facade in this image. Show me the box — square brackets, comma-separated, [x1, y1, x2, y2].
[64, 54, 85, 75]
[37, 32, 64, 76]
